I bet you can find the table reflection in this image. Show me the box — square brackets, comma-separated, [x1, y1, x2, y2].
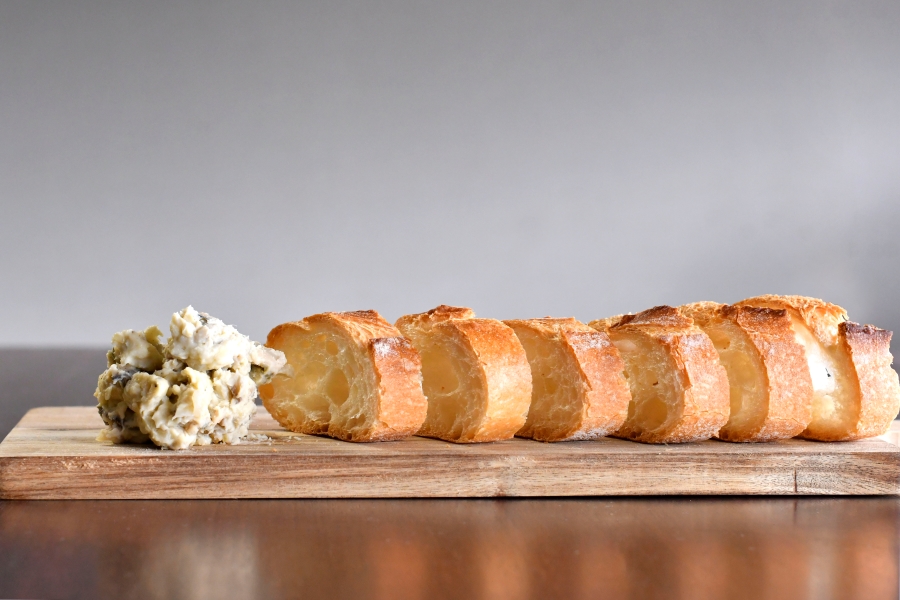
[0, 497, 896, 600]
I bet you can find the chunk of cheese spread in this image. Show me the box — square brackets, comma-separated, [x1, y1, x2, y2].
[96, 306, 286, 450]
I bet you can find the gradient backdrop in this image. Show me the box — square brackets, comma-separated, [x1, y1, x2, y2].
[1, 0, 899, 346]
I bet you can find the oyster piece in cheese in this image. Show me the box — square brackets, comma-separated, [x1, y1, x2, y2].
[96, 306, 287, 450]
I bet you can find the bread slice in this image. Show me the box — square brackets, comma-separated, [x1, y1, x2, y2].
[395, 305, 532, 443]
[735, 295, 900, 441]
[589, 306, 730, 443]
[503, 318, 631, 441]
[259, 310, 427, 442]
[679, 302, 814, 442]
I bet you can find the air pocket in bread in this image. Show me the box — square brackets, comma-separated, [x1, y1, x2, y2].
[503, 318, 631, 441]
[395, 305, 532, 443]
[260, 310, 427, 442]
[589, 306, 730, 443]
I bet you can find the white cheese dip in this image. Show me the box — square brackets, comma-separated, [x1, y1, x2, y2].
[96, 306, 286, 450]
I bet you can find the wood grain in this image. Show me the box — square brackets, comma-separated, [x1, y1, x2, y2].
[1, 407, 898, 499]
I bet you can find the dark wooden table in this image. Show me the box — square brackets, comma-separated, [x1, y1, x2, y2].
[1, 349, 898, 600]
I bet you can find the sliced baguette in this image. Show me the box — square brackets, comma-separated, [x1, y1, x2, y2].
[735, 295, 900, 441]
[259, 310, 427, 442]
[503, 318, 631, 442]
[395, 305, 532, 443]
[589, 306, 730, 443]
[680, 302, 814, 441]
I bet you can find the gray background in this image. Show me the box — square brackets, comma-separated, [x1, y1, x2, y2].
[1, 0, 899, 347]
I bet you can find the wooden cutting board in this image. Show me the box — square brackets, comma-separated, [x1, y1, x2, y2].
[2, 406, 899, 499]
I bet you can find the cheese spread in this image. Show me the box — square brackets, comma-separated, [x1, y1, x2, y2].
[96, 306, 286, 450]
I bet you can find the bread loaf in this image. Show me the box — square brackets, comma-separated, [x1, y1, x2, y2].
[589, 306, 730, 443]
[395, 305, 532, 443]
[259, 310, 427, 442]
[680, 302, 813, 442]
[503, 318, 631, 442]
[735, 295, 900, 441]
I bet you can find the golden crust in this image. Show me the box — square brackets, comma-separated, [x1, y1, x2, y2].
[737, 295, 848, 346]
[618, 305, 693, 329]
[678, 301, 724, 321]
[588, 314, 630, 333]
[396, 306, 532, 443]
[736, 295, 900, 441]
[837, 322, 900, 440]
[451, 318, 532, 442]
[262, 310, 427, 442]
[723, 305, 814, 440]
[503, 318, 631, 442]
[306, 309, 403, 340]
[591, 306, 730, 443]
[682, 302, 814, 442]
[395, 304, 477, 329]
[658, 328, 731, 443]
[366, 335, 430, 441]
